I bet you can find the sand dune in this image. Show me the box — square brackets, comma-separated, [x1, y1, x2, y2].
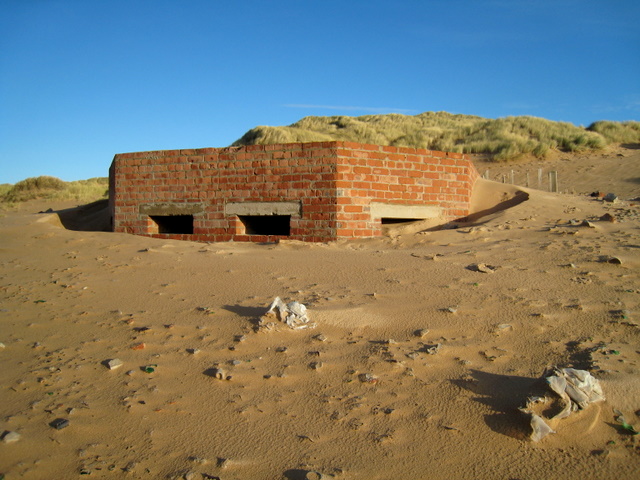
[0, 147, 638, 479]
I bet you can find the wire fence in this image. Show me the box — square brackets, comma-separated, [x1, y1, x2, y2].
[482, 168, 559, 192]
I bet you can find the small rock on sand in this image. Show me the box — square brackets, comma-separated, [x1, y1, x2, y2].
[359, 373, 378, 383]
[600, 255, 623, 265]
[309, 361, 323, 370]
[2, 431, 21, 443]
[494, 324, 513, 334]
[425, 343, 442, 355]
[105, 358, 123, 370]
[414, 328, 429, 338]
[306, 472, 325, 480]
[49, 418, 69, 430]
[468, 263, 498, 274]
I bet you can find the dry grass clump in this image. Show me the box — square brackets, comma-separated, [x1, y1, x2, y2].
[233, 112, 638, 161]
[234, 126, 334, 145]
[2, 176, 108, 204]
[0, 184, 13, 197]
[587, 120, 640, 144]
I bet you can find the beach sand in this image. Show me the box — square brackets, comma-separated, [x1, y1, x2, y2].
[1, 145, 639, 479]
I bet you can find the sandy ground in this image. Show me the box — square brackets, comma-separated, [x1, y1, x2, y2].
[0, 145, 639, 479]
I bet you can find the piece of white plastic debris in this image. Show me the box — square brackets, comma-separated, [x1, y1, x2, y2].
[520, 366, 605, 442]
[261, 297, 316, 330]
[528, 413, 556, 442]
[546, 367, 605, 409]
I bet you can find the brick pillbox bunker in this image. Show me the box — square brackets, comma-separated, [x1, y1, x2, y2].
[109, 141, 480, 243]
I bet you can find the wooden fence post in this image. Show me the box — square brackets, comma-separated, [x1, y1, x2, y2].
[549, 171, 558, 193]
[538, 168, 543, 189]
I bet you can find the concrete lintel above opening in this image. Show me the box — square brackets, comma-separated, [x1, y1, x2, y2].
[370, 202, 442, 219]
[139, 203, 204, 216]
[225, 201, 301, 216]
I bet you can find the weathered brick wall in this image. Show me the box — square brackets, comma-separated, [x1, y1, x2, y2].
[109, 141, 479, 242]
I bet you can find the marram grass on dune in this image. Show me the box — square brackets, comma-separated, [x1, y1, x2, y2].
[233, 112, 639, 161]
[1, 176, 108, 204]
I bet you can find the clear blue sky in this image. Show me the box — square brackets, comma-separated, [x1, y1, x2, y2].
[1, 0, 638, 184]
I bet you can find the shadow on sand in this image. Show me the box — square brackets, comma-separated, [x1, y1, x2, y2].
[458, 190, 530, 225]
[44, 199, 111, 232]
[283, 469, 316, 480]
[222, 304, 266, 319]
[452, 369, 540, 440]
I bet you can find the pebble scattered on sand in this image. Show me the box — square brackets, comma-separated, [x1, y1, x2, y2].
[359, 373, 378, 384]
[2, 431, 21, 443]
[105, 358, 123, 370]
[424, 343, 442, 355]
[414, 328, 429, 338]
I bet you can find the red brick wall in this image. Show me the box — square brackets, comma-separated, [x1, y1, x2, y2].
[109, 141, 478, 242]
[333, 142, 479, 237]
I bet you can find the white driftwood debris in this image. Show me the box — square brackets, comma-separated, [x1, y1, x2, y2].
[261, 297, 316, 330]
[520, 367, 605, 442]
